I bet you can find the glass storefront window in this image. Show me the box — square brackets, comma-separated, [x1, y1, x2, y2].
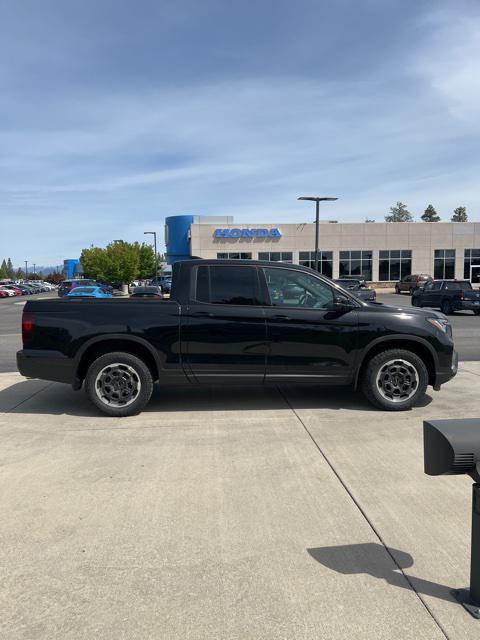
[298, 251, 333, 277]
[378, 250, 412, 281]
[339, 250, 372, 280]
[464, 249, 480, 282]
[434, 249, 455, 279]
[258, 252, 293, 263]
[216, 252, 252, 259]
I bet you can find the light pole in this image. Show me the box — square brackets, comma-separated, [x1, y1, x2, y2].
[144, 231, 158, 281]
[33, 263, 36, 278]
[24, 260, 28, 280]
[298, 196, 338, 272]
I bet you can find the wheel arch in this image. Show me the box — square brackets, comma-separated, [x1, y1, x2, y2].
[74, 335, 160, 387]
[354, 335, 438, 390]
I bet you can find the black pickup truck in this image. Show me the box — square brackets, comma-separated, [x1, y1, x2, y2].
[412, 280, 480, 315]
[17, 260, 457, 416]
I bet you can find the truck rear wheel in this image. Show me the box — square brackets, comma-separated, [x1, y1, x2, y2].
[85, 352, 153, 417]
[361, 349, 428, 411]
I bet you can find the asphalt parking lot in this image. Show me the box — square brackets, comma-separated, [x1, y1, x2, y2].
[1, 290, 480, 639]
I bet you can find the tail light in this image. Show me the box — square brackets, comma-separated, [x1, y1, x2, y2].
[460, 291, 465, 300]
[22, 311, 35, 345]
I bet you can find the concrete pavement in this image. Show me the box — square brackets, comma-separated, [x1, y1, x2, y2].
[0, 367, 479, 639]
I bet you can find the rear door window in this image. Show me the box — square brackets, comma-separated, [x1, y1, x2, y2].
[194, 265, 260, 305]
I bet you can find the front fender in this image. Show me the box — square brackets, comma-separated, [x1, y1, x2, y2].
[353, 334, 440, 389]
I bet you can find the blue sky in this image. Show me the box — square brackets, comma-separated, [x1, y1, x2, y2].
[1, 0, 480, 266]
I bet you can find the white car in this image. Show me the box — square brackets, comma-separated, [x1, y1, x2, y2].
[0, 287, 16, 296]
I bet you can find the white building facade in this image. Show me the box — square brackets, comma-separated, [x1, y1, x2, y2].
[186, 220, 480, 283]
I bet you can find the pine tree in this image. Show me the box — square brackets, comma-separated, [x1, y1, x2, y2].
[421, 204, 440, 222]
[385, 202, 413, 222]
[6, 258, 13, 277]
[0, 260, 7, 279]
[451, 206, 468, 222]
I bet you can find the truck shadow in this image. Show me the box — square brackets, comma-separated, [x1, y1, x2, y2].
[307, 542, 455, 604]
[1, 379, 432, 417]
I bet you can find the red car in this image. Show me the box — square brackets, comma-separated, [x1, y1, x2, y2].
[0, 290, 8, 298]
[2, 286, 23, 296]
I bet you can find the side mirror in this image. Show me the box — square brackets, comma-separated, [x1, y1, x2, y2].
[327, 295, 356, 312]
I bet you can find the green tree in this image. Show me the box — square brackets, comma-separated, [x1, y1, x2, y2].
[45, 271, 64, 284]
[0, 260, 7, 279]
[365, 218, 375, 223]
[6, 258, 13, 278]
[421, 204, 440, 222]
[80, 246, 107, 280]
[451, 206, 468, 222]
[134, 242, 156, 279]
[101, 241, 139, 284]
[385, 202, 413, 222]
[15, 268, 24, 279]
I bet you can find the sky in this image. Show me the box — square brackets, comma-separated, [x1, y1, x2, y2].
[1, 0, 480, 267]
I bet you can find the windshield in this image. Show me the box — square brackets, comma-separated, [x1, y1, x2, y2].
[70, 287, 95, 294]
[443, 282, 472, 291]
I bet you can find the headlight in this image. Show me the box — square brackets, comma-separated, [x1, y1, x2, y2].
[427, 317, 452, 336]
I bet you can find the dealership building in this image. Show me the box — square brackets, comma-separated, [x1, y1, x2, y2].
[165, 215, 480, 283]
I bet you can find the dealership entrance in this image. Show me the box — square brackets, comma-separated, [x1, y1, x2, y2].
[470, 265, 480, 284]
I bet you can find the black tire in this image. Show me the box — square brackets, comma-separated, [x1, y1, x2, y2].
[474, 310, 480, 316]
[85, 351, 153, 417]
[409, 287, 414, 295]
[441, 299, 453, 315]
[411, 296, 420, 307]
[361, 349, 428, 411]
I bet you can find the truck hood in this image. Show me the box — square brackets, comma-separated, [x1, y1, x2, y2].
[363, 301, 448, 320]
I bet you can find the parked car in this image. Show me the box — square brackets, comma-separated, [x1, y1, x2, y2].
[395, 274, 433, 295]
[19, 284, 38, 295]
[24, 283, 45, 293]
[0, 289, 9, 298]
[149, 276, 172, 294]
[130, 286, 163, 298]
[66, 286, 112, 299]
[58, 279, 96, 297]
[412, 280, 480, 315]
[8, 285, 31, 295]
[334, 278, 376, 302]
[0, 285, 22, 296]
[17, 259, 457, 417]
[0, 287, 16, 297]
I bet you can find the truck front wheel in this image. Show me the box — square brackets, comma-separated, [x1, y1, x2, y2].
[361, 349, 428, 411]
[85, 352, 153, 417]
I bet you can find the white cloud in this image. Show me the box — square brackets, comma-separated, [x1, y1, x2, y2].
[414, 5, 480, 123]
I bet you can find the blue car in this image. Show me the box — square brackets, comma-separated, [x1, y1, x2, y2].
[66, 286, 112, 299]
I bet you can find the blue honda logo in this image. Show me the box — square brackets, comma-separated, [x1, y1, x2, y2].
[214, 228, 282, 238]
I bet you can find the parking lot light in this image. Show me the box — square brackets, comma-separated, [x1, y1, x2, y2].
[298, 196, 338, 272]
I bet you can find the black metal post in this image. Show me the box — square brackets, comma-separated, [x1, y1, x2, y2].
[455, 483, 480, 617]
[154, 232, 158, 278]
[470, 484, 480, 604]
[314, 200, 320, 272]
[24, 261, 28, 279]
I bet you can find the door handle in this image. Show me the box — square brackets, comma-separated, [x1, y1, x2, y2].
[272, 314, 291, 320]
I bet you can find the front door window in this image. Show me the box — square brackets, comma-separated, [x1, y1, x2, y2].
[263, 267, 334, 309]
